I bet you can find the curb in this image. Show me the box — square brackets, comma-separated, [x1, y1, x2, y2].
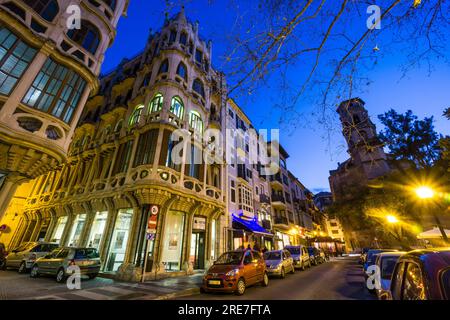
[152, 287, 200, 300]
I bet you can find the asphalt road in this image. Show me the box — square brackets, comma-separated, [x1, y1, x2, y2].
[181, 256, 375, 300]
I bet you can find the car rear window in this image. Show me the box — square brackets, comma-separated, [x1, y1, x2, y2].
[441, 268, 450, 299]
[74, 249, 99, 259]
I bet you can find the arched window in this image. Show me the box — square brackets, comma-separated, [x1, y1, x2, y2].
[149, 93, 163, 113]
[189, 110, 203, 132]
[170, 96, 184, 119]
[179, 32, 188, 46]
[193, 78, 205, 98]
[158, 59, 169, 74]
[115, 119, 123, 132]
[67, 20, 101, 54]
[176, 62, 187, 81]
[24, 0, 59, 22]
[129, 105, 144, 126]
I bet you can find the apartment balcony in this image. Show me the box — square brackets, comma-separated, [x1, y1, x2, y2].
[273, 216, 289, 226]
[259, 194, 271, 204]
[271, 194, 286, 208]
[269, 175, 283, 189]
[261, 219, 272, 230]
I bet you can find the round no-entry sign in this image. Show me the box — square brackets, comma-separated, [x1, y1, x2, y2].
[150, 205, 159, 215]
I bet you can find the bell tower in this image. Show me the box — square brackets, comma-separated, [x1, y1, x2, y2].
[336, 98, 390, 179]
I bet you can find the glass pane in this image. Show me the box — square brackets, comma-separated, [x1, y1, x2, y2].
[105, 209, 133, 272]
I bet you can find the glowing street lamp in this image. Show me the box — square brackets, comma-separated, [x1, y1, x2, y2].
[415, 186, 435, 199]
[386, 215, 399, 224]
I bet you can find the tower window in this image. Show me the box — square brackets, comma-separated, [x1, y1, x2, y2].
[149, 93, 163, 113]
[129, 105, 144, 126]
[0, 26, 37, 95]
[176, 62, 187, 81]
[67, 20, 101, 55]
[192, 78, 205, 98]
[170, 96, 184, 119]
[179, 32, 187, 46]
[189, 110, 203, 132]
[195, 49, 203, 64]
[158, 59, 169, 74]
[24, 0, 59, 22]
[22, 57, 86, 124]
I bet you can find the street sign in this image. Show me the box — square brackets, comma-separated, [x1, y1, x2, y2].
[147, 205, 158, 233]
[150, 205, 159, 215]
[146, 233, 156, 240]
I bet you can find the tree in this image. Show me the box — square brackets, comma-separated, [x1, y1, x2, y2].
[378, 109, 441, 168]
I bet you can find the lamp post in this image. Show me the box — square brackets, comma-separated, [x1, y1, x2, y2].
[415, 186, 449, 244]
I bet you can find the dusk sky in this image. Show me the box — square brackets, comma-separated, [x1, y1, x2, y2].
[101, 1, 450, 193]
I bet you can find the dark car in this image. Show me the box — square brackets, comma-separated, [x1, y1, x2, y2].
[202, 249, 269, 295]
[389, 248, 450, 300]
[363, 249, 398, 274]
[307, 247, 325, 265]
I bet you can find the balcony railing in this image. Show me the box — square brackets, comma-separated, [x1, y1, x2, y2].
[271, 194, 285, 203]
[274, 216, 288, 225]
[259, 194, 270, 204]
[261, 219, 272, 230]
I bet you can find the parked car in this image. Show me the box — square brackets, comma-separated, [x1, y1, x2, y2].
[201, 249, 268, 295]
[285, 245, 311, 270]
[5, 242, 59, 273]
[363, 249, 398, 276]
[374, 252, 406, 299]
[388, 248, 450, 300]
[30, 247, 101, 283]
[308, 247, 325, 265]
[263, 249, 295, 278]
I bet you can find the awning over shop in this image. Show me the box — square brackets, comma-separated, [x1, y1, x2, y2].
[232, 214, 273, 237]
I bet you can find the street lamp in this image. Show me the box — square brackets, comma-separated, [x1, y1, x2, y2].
[413, 185, 449, 243]
[415, 186, 435, 199]
[386, 215, 399, 224]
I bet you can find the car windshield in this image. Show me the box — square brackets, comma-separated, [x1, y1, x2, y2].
[285, 247, 300, 255]
[215, 252, 243, 265]
[264, 252, 282, 260]
[380, 256, 400, 280]
[74, 248, 99, 259]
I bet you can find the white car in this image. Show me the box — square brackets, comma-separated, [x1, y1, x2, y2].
[374, 252, 406, 299]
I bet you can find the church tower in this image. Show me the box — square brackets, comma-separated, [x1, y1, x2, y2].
[336, 97, 390, 180]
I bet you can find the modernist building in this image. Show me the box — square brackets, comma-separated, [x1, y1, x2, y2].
[2, 8, 325, 281]
[0, 0, 128, 221]
[6, 9, 228, 281]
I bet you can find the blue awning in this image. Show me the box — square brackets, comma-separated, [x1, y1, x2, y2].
[232, 215, 273, 236]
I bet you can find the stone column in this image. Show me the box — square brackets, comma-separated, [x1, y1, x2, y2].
[44, 210, 57, 242]
[0, 174, 26, 221]
[123, 205, 141, 264]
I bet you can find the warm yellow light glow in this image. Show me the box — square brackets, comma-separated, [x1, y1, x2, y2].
[289, 228, 299, 235]
[386, 215, 399, 224]
[415, 186, 435, 199]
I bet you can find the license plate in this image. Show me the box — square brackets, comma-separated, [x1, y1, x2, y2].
[208, 280, 221, 285]
[78, 260, 94, 266]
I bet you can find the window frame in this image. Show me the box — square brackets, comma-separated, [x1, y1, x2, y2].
[170, 96, 184, 119]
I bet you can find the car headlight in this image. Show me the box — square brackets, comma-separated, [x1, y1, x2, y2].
[226, 268, 239, 277]
[270, 264, 281, 270]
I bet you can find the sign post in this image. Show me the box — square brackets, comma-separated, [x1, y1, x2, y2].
[142, 205, 159, 283]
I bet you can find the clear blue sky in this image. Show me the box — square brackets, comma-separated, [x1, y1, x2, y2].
[102, 1, 450, 193]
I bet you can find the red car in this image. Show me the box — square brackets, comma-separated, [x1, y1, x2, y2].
[201, 249, 269, 295]
[389, 248, 450, 300]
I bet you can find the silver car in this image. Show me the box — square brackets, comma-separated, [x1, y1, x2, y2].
[30, 247, 101, 283]
[374, 252, 406, 299]
[5, 242, 59, 273]
[264, 249, 295, 278]
[284, 245, 311, 270]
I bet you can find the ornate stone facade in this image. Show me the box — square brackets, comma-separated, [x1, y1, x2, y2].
[0, 0, 128, 218]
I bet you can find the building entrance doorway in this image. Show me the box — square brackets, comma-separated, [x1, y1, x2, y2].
[190, 232, 205, 269]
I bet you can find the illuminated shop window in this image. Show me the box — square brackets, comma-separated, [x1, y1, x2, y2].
[0, 26, 37, 95]
[22, 58, 86, 123]
[170, 96, 184, 119]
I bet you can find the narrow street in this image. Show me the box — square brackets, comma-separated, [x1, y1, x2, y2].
[0, 257, 374, 300]
[183, 256, 375, 300]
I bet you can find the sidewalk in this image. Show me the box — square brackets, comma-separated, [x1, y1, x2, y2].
[30, 273, 203, 300]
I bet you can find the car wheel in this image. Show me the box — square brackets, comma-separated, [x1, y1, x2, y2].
[30, 265, 39, 278]
[235, 278, 246, 295]
[88, 273, 98, 280]
[280, 267, 285, 279]
[18, 261, 27, 274]
[56, 268, 66, 283]
[262, 272, 269, 287]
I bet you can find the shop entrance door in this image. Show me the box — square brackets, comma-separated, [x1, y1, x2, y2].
[190, 232, 205, 269]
